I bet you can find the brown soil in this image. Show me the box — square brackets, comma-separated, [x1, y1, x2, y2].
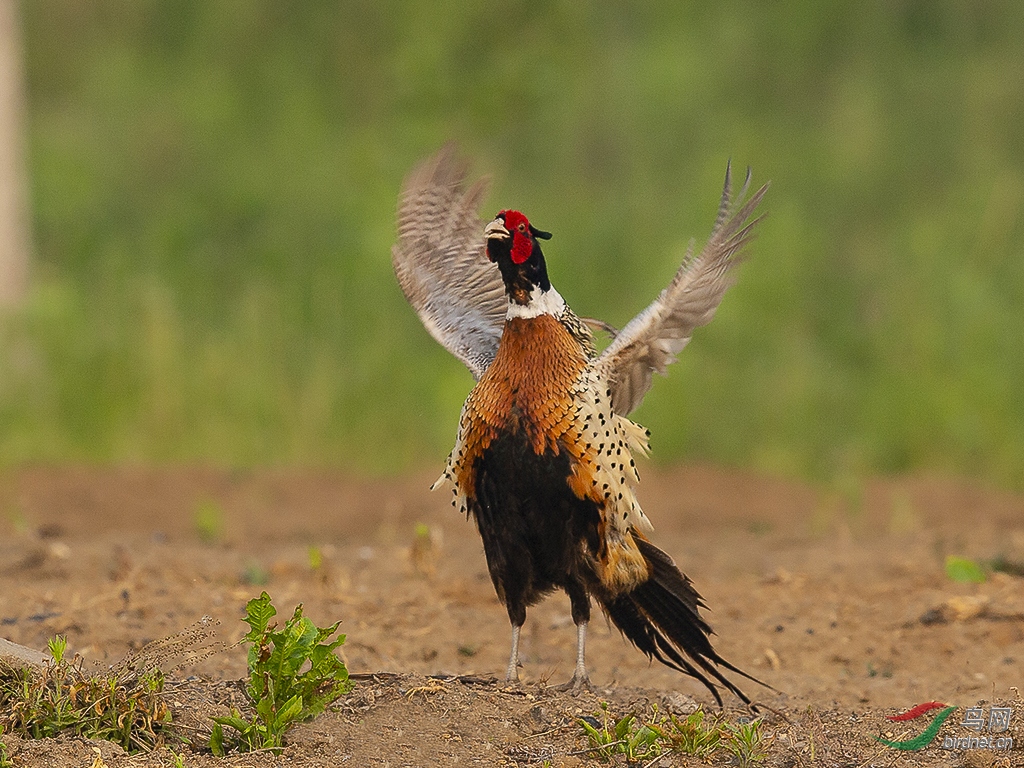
[1, 464, 1022, 766]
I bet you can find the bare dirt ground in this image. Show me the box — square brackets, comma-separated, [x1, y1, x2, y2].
[0, 464, 1022, 767]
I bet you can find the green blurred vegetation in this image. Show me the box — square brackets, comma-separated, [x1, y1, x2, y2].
[2, 1, 1022, 486]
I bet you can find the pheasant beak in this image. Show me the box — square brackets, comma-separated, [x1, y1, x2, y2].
[484, 218, 510, 242]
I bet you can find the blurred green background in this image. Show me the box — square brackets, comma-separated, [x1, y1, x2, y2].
[2, 1, 1022, 487]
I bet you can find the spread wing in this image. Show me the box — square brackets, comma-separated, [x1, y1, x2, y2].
[596, 164, 768, 415]
[392, 144, 507, 379]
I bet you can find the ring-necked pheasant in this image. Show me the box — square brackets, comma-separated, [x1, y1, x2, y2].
[392, 145, 769, 705]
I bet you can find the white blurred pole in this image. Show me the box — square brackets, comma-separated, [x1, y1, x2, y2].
[0, 0, 30, 307]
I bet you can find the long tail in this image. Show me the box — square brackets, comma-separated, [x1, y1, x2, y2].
[598, 537, 768, 707]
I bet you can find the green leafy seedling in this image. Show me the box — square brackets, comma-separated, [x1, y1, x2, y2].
[307, 546, 323, 571]
[193, 499, 224, 543]
[210, 592, 352, 755]
[240, 560, 270, 586]
[579, 702, 663, 762]
[0, 724, 10, 768]
[47, 634, 67, 664]
[945, 555, 985, 583]
[579, 703, 772, 765]
[664, 707, 722, 759]
[723, 718, 769, 767]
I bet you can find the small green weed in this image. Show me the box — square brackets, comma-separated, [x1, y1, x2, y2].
[723, 718, 771, 766]
[662, 707, 723, 759]
[0, 724, 11, 768]
[579, 703, 770, 765]
[240, 560, 270, 586]
[193, 499, 224, 543]
[579, 702, 663, 762]
[945, 555, 986, 583]
[307, 545, 323, 571]
[210, 592, 352, 755]
[410, 522, 439, 577]
[0, 635, 171, 752]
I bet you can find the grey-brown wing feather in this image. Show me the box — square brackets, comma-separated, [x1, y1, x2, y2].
[392, 144, 507, 379]
[596, 164, 768, 415]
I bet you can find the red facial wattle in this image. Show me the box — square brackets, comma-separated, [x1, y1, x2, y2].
[510, 232, 532, 264]
[500, 210, 533, 265]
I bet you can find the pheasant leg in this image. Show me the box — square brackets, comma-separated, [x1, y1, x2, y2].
[556, 621, 591, 692]
[505, 623, 522, 682]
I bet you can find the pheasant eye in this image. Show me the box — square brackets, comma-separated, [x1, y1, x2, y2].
[517, 223, 526, 232]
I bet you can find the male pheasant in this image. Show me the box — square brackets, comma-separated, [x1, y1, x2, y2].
[392, 145, 769, 705]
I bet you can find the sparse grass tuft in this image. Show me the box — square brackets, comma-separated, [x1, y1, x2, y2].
[210, 592, 352, 755]
[579, 702, 663, 762]
[662, 707, 723, 759]
[581, 704, 659, 765]
[945, 555, 986, 583]
[193, 500, 225, 544]
[307, 545, 323, 571]
[240, 560, 270, 586]
[723, 718, 771, 766]
[0, 724, 10, 768]
[580, 702, 771, 764]
[0, 635, 172, 753]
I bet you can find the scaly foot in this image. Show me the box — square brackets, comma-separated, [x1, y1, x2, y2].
[554, 670, 591, 693]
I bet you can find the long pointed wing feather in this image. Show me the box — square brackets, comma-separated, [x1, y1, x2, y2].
[392, 144, 507, 379]
[596, 165, 768, 415]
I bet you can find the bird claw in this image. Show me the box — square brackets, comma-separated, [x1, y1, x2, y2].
[554, 672, 591, 693]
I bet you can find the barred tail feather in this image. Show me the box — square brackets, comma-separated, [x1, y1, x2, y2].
[599, 537, 768, 707]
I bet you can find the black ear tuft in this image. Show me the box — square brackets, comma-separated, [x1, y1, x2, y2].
[531, 225, 552, 240]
